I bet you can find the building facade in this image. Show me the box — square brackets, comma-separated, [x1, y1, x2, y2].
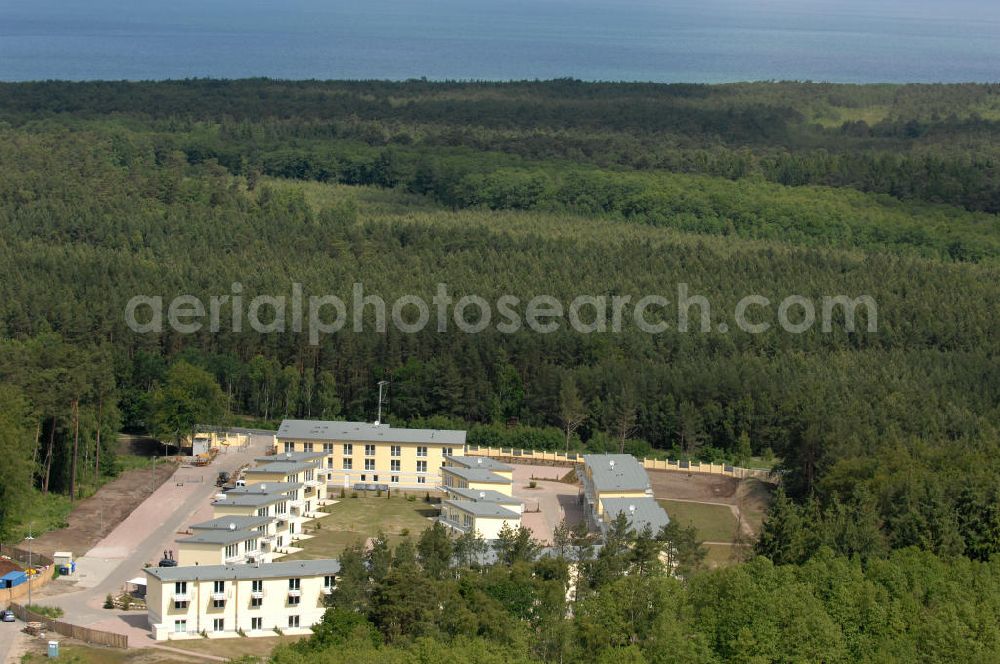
[276, 419, 466, 489]
[580, 454, 667, 532]
[145, 560, 340, 640]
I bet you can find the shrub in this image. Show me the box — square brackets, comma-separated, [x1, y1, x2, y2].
[103, 594, 115, 609]
[528, 480, 537, 489]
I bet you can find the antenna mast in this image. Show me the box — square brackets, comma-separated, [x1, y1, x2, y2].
[375, 380, 389, 425]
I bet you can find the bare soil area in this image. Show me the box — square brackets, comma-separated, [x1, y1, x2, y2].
[21, 462, 178, 558]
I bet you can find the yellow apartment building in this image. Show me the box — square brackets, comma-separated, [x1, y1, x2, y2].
[444, 455, 514, 482]
[276, 419, 466, 489]
[441, 465, 514, 496]
[176, 515, 281, 566]
[144, 559, 339, 640]
[442, 486, 523, 514]
[439, 499, 521, 540]
[581, 454, 654, 527]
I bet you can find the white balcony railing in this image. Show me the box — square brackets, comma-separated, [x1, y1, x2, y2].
[173, 592, 190, 602]
[211, 591, 226, 601]
[287, 588, 302, 598]
[251, 590, 265, 599]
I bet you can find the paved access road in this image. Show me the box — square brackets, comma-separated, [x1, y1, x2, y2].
[35, 434, 274, 643]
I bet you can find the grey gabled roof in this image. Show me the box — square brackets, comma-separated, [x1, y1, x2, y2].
[245, 461, 316, 475]
[601, 497, 670, 533]
[226, 482, 302, 495]
[584, 454, 651, 492]
[176, 529, 261, 546]
[190, 516, 272, 531]
[441, 466, 510, 484]
[444, 486, 521, 505]
[443, 500, 520, 519]
[254, 451, 328, 463]
[277, 419, 466, 445]
[144, 559, 341, 583]
[445, 456, 513, 472]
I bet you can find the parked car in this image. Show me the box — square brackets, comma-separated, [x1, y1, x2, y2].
[1, 609, 15, 622]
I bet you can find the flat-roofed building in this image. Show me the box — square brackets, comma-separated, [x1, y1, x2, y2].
[441, 466, 514, 496]
[179, 515, 290, 564]
[242, 459, 327, 522]
[176, 528, 269, 566]
[443, 486, 523, 514]
[276, 419, 466, 489]
[599, 496, 670, 535]
[444, 455, 514, 482]
[210, 490, 305, 536]
[439, 499, 522, 540]
[581, 454, 654, 527]
[144, 559, 340, 641]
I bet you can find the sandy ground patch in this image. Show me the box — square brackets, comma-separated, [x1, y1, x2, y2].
[510, 464, 583, 544]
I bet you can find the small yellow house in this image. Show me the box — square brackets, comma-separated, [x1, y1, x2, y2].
[444, 455, 514, 482]
[581, 454, 653, 521]
[440, 500, 521, 540]
[441, 465, 514, 497]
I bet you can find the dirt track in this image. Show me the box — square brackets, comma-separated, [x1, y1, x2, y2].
[22, 461, 177, 558]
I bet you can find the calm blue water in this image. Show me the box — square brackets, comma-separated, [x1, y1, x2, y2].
[1, 0, 999, 83]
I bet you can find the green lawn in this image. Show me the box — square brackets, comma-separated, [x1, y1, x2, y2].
[284, 494, 439, 559]
[659, 499, 739, 543]
[164, 635, 306, 658]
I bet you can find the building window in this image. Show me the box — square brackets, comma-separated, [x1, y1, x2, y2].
[225, 544, 238, 559]
[251, 596, 262, 608]
[277, 501, 287, 514]
[288, 595, 300, 606]
[343, 443, 352, 455]
[213, 599, 225, 608]
[173, 600, 187, 610]
[245, 539, 258, 553]
[305, 469, 314, 482]
[365, 459, 375, 471]
[417, 446, 428, 457]
[288, 615, 300, 628]
[257, 507, 269, 517]
[326, 458, 333, 469]
[390, 445, 401, 457]
[390, 460, 400, 472]
[174, 620, 187, 634]
[444, 448, 454, 457]
[324, 575, 335, 589]
[251, 617, 262, 630]
[323, 442, 333, 454]
[283, 442, 294, 453]
[391, 475, 399, 484]
[364, 444, 376, 456]
[214, 580, 225, 593]
[372, 475, 378, 483]
[417, 476, 426, 484]
[304, 442, 314, 452]
[361, 474, 366, 481]
[289, 578, 301, 590]
[343, 458, 353, 470]
[174, 581, 187, 595]
[416, 461, 427, 473]
[213, 618, 224, 632]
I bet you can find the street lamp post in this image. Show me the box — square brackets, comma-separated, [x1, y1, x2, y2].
[25, 526, 34, 608]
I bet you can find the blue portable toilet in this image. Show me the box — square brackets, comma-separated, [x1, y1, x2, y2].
[48, 641, 59, 658]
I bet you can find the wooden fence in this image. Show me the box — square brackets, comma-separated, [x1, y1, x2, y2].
[465, 446, 775, 481]
[9, 603, 129, 649]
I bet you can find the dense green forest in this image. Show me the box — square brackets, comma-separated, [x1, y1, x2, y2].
[0, 79, 998, 659]
[253, 520, 1000, 663]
